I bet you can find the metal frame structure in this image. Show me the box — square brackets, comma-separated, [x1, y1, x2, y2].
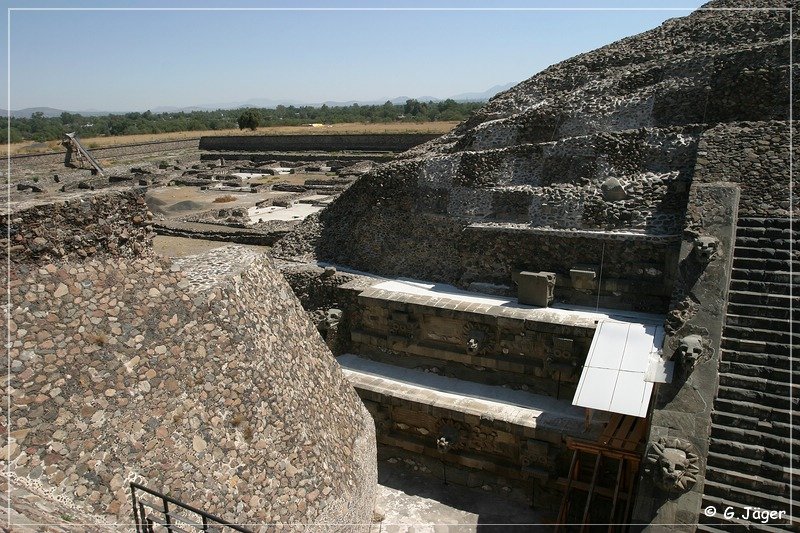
[130, 482, 252, 533]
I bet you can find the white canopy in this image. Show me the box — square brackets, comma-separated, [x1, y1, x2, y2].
[572, 320, 668, 418]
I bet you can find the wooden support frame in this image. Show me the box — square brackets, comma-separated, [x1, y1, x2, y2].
[556, 414, 647, 532]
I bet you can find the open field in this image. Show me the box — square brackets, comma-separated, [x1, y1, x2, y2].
[9, 121, 459, 156]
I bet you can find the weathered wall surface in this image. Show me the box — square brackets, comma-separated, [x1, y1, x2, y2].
[694, 120, 795, 217]
[2, 189, 154, 264]
[273, 2, 791, 321]
[299, 189, 681, 312]
[199, 134, 439, 153]
[632, 183, 739, 530]
[7, 246, 377, 531]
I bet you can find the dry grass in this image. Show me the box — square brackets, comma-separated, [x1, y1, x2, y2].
[9, 121, 459, 156]
[213, 195, 238, 203]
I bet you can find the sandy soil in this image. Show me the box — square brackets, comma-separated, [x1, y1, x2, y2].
[10, 121, 458, 155]
[152, 235, 269, 258]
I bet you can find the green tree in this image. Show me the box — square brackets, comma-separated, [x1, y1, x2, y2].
[237, 109, 260, 130]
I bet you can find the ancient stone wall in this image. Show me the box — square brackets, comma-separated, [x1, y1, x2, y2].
[632, 182, 740, 530]
[694, 120, 795, 217]
[7, 246, 377, 531]
[347, 286, 595, 398]
[199, 134, 439, 153]
[2, 189, 154, 264]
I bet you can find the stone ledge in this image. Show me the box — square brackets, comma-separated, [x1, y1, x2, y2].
[337, 353, 601, 439]
[466, 222, 681, 243]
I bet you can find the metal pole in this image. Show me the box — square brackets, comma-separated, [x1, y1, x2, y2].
[163, 498, 172, 533]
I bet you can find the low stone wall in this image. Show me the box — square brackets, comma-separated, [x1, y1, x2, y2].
[307, 206, 679, 313]
[153, 219, 289, 245]
[10, 139, 199, 169]
[2, 189, 154, 264]
[199, 134, 439, 153]
[347, 286, 595, 399]
[200, 152, 396, 163]
[7, 246, 377, 531]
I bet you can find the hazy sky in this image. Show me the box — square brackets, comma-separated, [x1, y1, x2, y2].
[4, 1, 706, 112]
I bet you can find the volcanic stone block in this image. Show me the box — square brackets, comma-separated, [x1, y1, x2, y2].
[513, 271, 556, 307]
[569, 266, 598, 291]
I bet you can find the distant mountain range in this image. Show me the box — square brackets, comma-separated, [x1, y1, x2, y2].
[5, 82, 516, 118]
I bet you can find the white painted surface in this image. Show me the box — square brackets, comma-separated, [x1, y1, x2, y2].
[572, 321, 665, 418]
[337, 354, 593, 431]
[371, 278, 664, 325]
[247, 203, 324, 223]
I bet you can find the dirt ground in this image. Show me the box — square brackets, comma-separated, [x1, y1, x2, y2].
[152, 235, 269, 257]
[10, 121, 459, 155]
[144, 171, 328, 220]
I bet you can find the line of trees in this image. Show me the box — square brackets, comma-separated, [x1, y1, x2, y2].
[4, 99, 484, 143]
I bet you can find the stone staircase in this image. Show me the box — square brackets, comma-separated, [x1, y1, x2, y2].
[698, 217, 799, 532]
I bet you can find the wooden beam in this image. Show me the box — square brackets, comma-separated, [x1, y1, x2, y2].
[556, 450, 579, 532]
[607, 458, 625, 533]
[580, 454, 602, 532]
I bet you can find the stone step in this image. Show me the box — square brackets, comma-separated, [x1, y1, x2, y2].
[709, 423, 798, 454]
[735, 217, 793, 230]
[711, 410, 793, 439]
[734, 246, 795, 260]
[735, 236, 793, 251]
[722, 337, 800, 362]
[712, 398, 792, 424]
[716, 385, 798, 411]
[706, 451, 798, 485]
[730, 268, 797, 285]
[735, 224, 795, 239]
[709, 437, 798, 467]
[726, 300, 797, 319]
[702, 480, 796, 523]
[727, 290, 799, 308]
[699, 494, 795, 532]
[732, 256, 800, 272]
[729, 279, 793, 297]
[722, 324, 799, 346]
[718, 360, 800, 387]
[336, 352, 597, 443]
[725, 313, 796, 332]
[717, 372, 798, 397]
[705, 465, 790, 497]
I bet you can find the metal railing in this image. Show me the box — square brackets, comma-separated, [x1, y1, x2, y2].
[130, 482, 252, 533]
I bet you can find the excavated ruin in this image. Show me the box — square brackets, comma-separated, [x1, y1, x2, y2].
[274, 1, 797, 529]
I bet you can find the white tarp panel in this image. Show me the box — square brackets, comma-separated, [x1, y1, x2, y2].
[572, 321, 665, 418]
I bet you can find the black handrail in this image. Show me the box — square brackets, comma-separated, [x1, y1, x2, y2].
[130, 482, 253, 533]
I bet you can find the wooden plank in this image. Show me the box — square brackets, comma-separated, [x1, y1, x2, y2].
[566, 439, 641, 460]
[580, 454, 603, 532]
[556, 450, 579, 532]
[599, 413, 623, 444]
[622, 464, 637, 532]
[622, 418, 649, 451]
[607, 415, 636, 448]
[607, 459, 625, 532]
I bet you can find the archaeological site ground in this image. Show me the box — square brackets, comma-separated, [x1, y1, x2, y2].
[3, 1, 797, 531]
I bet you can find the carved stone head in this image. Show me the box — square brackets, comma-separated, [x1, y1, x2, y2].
[693, 235, 719, 263]
[324, 308, 342, 329]
[645, 437, 700, 492]
[675, 334, 704, 372]
[466, 330, 487, 355]
[464, 322, 493, 356]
